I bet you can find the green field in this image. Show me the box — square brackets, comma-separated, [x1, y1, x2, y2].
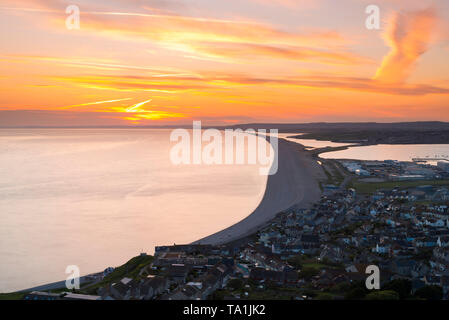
[353, 179, 449, 194]
[0, 292, 26, 300]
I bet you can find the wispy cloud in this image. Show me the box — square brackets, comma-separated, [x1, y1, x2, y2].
[51, 75, 213, 93]
[3, 0, 362, 66]
[186, 42, 373, 65]
[248, 0, 322, 9]
[0, 54, 191, 75]
[52, 73, 449, 96]
[374, 8, 437, 84]
[77, 11, 362, 65]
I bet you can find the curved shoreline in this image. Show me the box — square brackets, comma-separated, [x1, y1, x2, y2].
[193, 138, 324, 245]
[14, 138, 324, 294]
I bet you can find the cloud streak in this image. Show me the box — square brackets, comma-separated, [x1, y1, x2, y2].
[182, 42, 373, 65]
[61, 98, 132, 109]
[78, 10, 366, 65]
[52, 73, 449, 96]
[3, 0, 364, 66]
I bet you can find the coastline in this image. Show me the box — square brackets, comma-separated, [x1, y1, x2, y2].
[13, 136, 449, 294]
[13, 137, 324, 294]
[193, 138, 325, 245]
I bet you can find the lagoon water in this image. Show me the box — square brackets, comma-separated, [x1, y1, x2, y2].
[278, 134, 352, 148]
[319, 144, 449, 162]
[278, 134, 449, 162]
[0, 129, 269, 292]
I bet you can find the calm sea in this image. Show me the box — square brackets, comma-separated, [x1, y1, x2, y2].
[0, 129, 268, 292]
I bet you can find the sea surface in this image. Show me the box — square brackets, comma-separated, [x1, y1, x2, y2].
[0, 129, 269, 292]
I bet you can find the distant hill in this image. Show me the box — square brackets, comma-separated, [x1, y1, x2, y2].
[214, 122, 449, 145]
[216, 121, 449, 132]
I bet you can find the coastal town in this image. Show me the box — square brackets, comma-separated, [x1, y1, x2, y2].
[20, 153, 449, 301]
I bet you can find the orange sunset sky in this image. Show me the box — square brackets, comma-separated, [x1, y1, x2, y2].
[0, 0, 448, 126]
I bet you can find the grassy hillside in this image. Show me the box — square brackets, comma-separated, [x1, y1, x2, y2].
[83, 254, 154, 294]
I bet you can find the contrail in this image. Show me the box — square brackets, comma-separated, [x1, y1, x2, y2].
[126, 99, 153, 112]
[62, 98, 132, 109]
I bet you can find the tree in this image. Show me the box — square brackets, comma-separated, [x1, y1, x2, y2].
[414, 285, 443, 300]
[330, 282, 351, 293]
[298, 266, 319, 280]
[210, 290, 226, 300]
[315, 292, 334, 300]
[365, 290, 399, 300]
[345, 287, 367, 300]
[287, 255, 303, 269]
[344, 281, 369, 300]
[382, 279, 412, 299]
[227, 279, 244, 291]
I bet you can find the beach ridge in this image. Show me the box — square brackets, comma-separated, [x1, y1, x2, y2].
[193, 138, 324, 245]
